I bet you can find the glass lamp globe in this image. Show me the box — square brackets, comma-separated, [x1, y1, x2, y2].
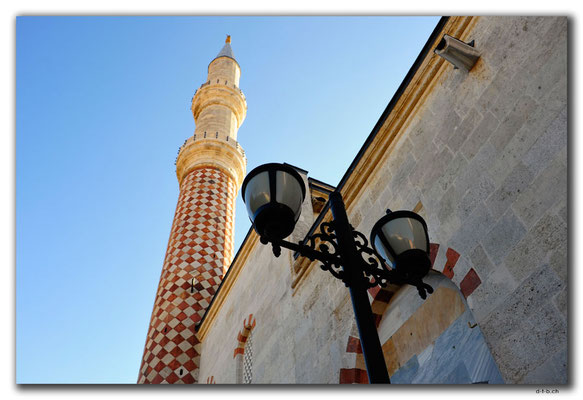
[370, 210, 431, 280]
[241, 163, 306, 241]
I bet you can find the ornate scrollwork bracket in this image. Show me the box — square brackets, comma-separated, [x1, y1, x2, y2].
[262, 220, 433, 299]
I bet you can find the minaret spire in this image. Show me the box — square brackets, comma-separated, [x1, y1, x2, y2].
[138, 38, 247, 384]
[212, 34, 237, 65]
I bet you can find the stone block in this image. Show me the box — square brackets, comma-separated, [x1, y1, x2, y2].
[386, 134, 414, 175]
[489, 320, 545, 383]
[487, 125, 540, 188]
[475, 66, 508, 117]
[504, 212, 567, 282]
[417, 343, 434, 368]
[408, 144, 438, 187]
[526, 302, 567, 359]
[512, 156, 567, 229]
[522, 107, 567, 178]
[424, 150, 456, 195]
[525, 34, 567, 103]
[460, 111, 500, 161]
[481, 208, 526, 266]
[454, 142, 496, 194]
[390, 354, 419, 384]
[480, 265, 562, 346]
[448, 108, 483, 153]
[521, 346, 567, 385]
[553, 285, 568, 321]
[408, 114, 438, 161]
[433, 108, 462, 149]
[442, 361, 472, 384]
[450, 254, 473, 289]
[489, 95, 539, 153]
[485, 161, 535, 218]
[549, 242, 568, 285]
[425, 150, 468, 203]
[557, 201, 568, 225]
[469, 243, 495, 281]
[388, 153, 417, 194]
[460, 268, 482, 298]
[437, 184, 462, 227]
[489, 66, 532, 122]
[460, 329, 505, 384]
[466, 262, 517, 323]
[448, 202, 496, 256]
[458, 174, 496, 220]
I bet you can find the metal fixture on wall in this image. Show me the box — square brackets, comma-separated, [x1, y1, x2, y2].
[241, 163, 434, 384]
[434, 34, 480, 71]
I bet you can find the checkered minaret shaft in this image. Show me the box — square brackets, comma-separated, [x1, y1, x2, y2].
[138, 36, 246, 384]
[138, 167, 237, 384]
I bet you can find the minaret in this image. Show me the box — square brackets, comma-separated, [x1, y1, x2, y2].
[138, 36, 247, 384]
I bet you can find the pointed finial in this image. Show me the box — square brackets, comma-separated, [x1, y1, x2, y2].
[226, 35, 231, 43]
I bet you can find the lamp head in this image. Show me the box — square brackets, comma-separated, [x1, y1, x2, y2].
[242, 163, 306, 241]
[370, 210, 431, 280]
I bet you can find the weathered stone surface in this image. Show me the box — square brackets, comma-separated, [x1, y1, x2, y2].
[521, 346, 568, 385]
[482, 208, 526, 265]
[522, 107, 567, 178]
[505, 212, 567, 282]
[489, 95, 538, 153]
[449, 203, 496, 255]
[492, 301, 567, 384]
[553, 285, 568, 321]
[513, 156, 567, 229]
[454, 142, 496, 194]
[390, 354, 419, 384]
[442, 361, 472, 384]
[448, 107, 483, 153]
[486, 161, 535, 218]
[458, 174, 496, 220]
[469, 243, 495, 280]
[466, 263, 517, 323]
[480, 265, 562, 346]
[490, 321, 545, 383]
[460, 111, 500, 161]
[526, 302, 567, 360]
[425, 150, 468, 203]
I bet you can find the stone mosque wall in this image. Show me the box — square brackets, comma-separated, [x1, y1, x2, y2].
[196, 16, 568, 384]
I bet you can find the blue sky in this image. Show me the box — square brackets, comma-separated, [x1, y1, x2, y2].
[16, 16, 441, 384]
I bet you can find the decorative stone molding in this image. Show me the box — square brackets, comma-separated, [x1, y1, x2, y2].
[176, 135, 247, 188]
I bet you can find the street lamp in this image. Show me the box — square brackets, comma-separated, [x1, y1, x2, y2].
[241, 163, 434, 384]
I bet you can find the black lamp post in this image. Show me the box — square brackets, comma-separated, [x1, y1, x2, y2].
[241, 163, 434, 384]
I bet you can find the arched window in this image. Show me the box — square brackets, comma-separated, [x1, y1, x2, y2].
[233, 314, 256, 384]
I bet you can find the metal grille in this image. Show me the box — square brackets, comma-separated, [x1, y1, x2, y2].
[243, 332, 253, 384]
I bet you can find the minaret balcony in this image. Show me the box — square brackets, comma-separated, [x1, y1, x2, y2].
[175, 132, 247, 188]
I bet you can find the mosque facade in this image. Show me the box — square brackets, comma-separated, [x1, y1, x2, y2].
[139, 16, 568, 384]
